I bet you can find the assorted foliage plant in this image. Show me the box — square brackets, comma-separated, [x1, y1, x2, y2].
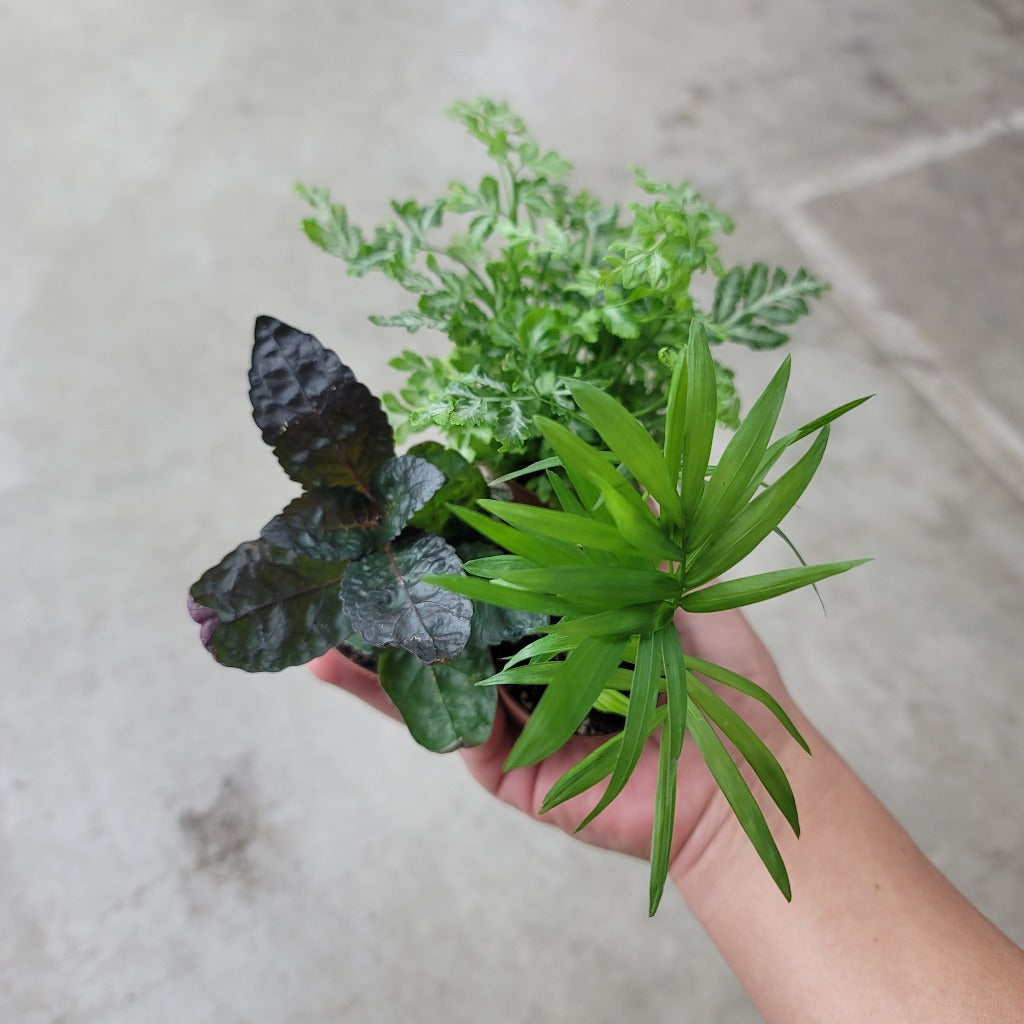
[189, 316, 543, 753]
[296, 98, 828, 483]
[189, 99, 868, 914]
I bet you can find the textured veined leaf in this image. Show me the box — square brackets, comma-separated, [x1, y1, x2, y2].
[260, 488, 379, 562]
[681, 559, 869, 612]
[687, 427, 830, 587]
[688, 673, 799, 835]
[688, 703, 791, 900]
[378, 644, 496, 752]
[371, 455, 446, 543]
[467, 598, 547, 649]
[504, 636, 628, 770]
[249, 317, 394, 494]
[341, 534, 472, 662]
[405, 442, 488, 535]
[189, 540, 350, 672]
[569, 381, 681, 524]
[687, 356, 791, 552]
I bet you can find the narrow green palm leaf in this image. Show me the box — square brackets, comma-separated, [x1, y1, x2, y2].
[423, 572, 578, 615]
[659, 622, 687, 761]
[450, 505, 589, 566]
[481, 663, 635, 690]
[687, 672, 800, 835]
[686, 655, 809, 753]
[536, 416, 652, 522]
[688, 703, 792, 900]
[546, 470, 586, 515]
[773, 524, 826, 615]
[490, 450, 620, 487]
[663, 350, 687, 482]
[686, 427, 830, 587]
[593, 688, 632, 715]
[463, 554, 538, 578]
[540, 732, 624, 813]
[476, 498, 645, 560]
[490, 456, 563, 484]
[569, 382, 681, 524]
[681, 559, 869, 613]
[540, 603, 668, 638]
[499, 631, 583, 669]
[649, 717, 679, 917]
[505, 636, 628, 769]
[680, 321, 718, 520]
[600, 485, 685, 563]
[687, 356, 791, 552]
[491, 566, 681, 606]
[742, 395, 871, 505]
[478, 662, 563, 688]
[648, 622, 689, 916]
[576, 631, 663, 831]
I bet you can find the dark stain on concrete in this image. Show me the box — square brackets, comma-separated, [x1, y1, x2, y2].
[179, 771, 260, 883]
[976, 0, 1024, 35]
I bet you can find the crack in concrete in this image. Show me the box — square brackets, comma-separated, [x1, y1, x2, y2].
[756, 108, 1024, 510]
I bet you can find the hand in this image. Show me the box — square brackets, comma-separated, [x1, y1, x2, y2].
[308, 607, 807, 871]
[310, 613, 1024, 1023]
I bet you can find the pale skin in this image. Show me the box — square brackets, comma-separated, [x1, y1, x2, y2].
[310, 608, 1024, 1022]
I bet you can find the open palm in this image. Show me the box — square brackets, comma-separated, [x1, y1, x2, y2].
[309, 606, 804, 873]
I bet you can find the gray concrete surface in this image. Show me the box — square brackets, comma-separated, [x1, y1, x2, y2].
[2, 2, 1022, 1021]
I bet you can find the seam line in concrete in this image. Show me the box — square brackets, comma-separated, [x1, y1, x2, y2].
[757, 108, 1024, 508]
[772, 106, 1024, 208]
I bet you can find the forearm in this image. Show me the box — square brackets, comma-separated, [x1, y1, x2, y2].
[673, 720, 1024, 1023]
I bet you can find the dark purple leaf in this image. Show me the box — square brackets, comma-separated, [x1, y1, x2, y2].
[249, 316, 394, 493]
[371, 455, 446, 543]
[260, 488, 380, 562]
[187, 594, 219, 652]
[341, 534, 472, 663]
[469, 600, 547, 648]
[189, 538, 351, 672]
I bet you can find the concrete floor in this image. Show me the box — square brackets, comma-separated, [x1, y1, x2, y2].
[2, 2, 1023, 1021]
